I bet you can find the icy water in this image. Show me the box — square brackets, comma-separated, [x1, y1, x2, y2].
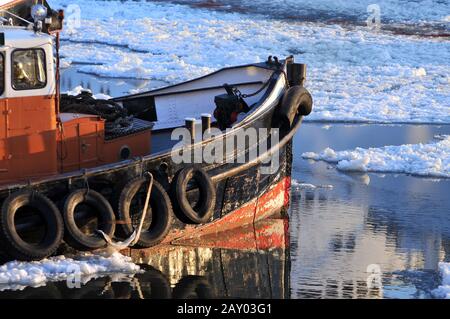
[0, 0, 448, 299]
[60, 63, 167, 96]
[152, 0, 450, 37]
[291, 123, 450, 299]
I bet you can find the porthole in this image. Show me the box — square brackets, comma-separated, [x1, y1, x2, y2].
[119, 145, 131, 160]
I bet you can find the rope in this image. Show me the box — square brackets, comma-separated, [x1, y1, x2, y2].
[132, 172, 154, 246]
[98, 173, 154, 249]
[60, 91, 134, 135]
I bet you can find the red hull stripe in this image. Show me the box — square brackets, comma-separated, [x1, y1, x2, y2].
[169, 176, 292, 248]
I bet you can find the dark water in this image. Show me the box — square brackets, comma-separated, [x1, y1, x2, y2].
[0, 68, 449, 299]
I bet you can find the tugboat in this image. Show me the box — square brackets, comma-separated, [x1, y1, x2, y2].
[0, 3, 313, 261]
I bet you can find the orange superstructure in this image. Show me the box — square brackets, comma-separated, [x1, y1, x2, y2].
[0, 27, 151, 185]
[0, 95, 58, 181]
[57, 113, 151, 173]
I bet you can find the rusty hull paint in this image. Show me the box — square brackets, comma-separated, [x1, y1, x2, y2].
[172, 176, 291, 244]
[122, 229, 290, 299]
[171, 218, 289, 251]
[128, 218, 289, 263]
[123, 176, 291, 258]
[124, 216, 291, 299]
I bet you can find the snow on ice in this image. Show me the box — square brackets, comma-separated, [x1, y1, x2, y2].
[302, 135, 450, 178]
[291, 180, 334, 190]
[0, 252, 141, 291]
[432, 263, 450, 299]
[65, 85, 112, 100]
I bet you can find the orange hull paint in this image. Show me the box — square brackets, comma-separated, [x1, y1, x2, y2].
[0, 93, 151, 183]
[0, 96, 58, 183]
[161, 176, 292, 247]
[127, 218, 289, 265]
[101, 132, 151, 166]
[57, 114, 151, 173]
[121, 177, 291, 259]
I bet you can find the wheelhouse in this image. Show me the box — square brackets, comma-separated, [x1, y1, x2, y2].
[0, 27, 151, 184]
[0, 27, 57, 182]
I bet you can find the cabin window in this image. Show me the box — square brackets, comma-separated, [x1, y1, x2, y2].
[0, 53, 4, 95]
[12, 49, 47, 90]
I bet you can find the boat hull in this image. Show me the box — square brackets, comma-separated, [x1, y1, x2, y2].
[0, 57, 308, 261]
[129, 142, 293, 249]
[0, 114, 295, 260]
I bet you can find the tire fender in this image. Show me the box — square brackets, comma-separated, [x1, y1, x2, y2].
[118, 177, 173, 248]
[0, 191, 63, 261]
[63, 189, 115, 251]
[277, 86, 313, 131]
[171, 167, 216, 224]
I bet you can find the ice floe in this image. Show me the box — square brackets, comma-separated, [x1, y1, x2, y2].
[47, 0, 449, 124]
[0, 252, 141, 291]
[302, 135, 450, 178]
[65, 85, 112, 100]
[157, 0, 450, 25]
[291, 180, 334, 190]
[432, 263, 450, 299]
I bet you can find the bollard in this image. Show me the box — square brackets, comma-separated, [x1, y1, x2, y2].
[201, 113, 212, 136]
[185, 118, 196, 145]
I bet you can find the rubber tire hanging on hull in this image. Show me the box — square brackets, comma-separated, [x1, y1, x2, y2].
[277, 86, 313, 133]
[171, 167, 216, 224]
[63, 189, 116, 251]
[118, 177, 173, 248]
[0, 191, 64, 261]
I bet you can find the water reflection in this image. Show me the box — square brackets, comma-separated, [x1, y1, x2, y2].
[131, 218, 290, 299]
[291, 123, 450, 299]
[0, 219, 290, 299]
